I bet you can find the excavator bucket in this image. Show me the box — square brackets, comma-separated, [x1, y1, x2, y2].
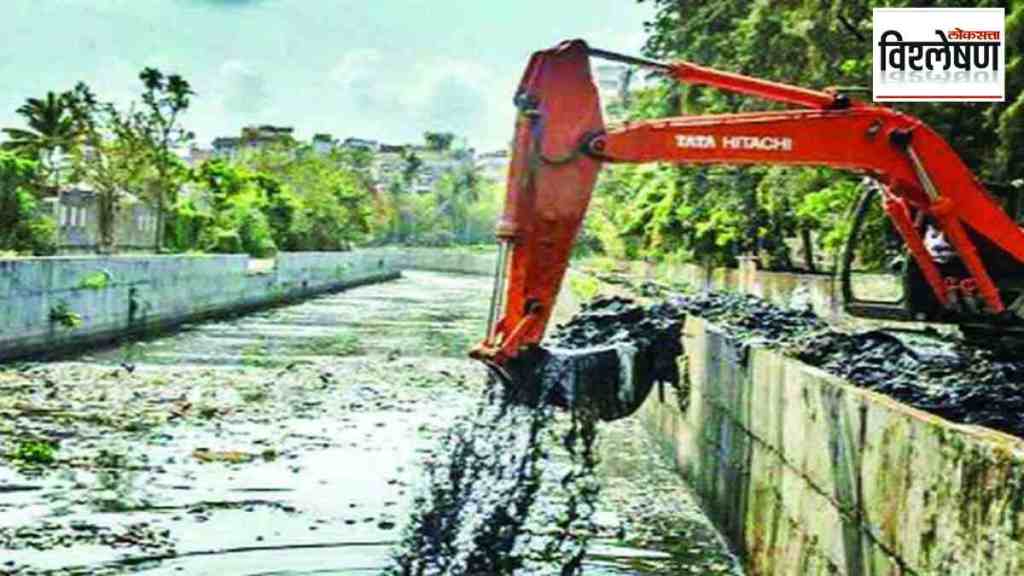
[499, 297, 684, 422]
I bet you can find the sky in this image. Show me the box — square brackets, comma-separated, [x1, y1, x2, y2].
[1, 0, 654, 152]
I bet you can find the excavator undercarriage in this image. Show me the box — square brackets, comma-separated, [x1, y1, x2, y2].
[471, 40, 1024, 420]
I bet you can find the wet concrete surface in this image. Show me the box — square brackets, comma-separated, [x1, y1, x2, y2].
[0, 271, 742, 575]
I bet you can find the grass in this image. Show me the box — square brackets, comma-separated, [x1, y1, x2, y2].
[78, 271, 112, 290]
[49, 301, 83, 329]
[13, 440, 58, 465]
[568, 274, 602, 302]
[303, 333, 364, 356]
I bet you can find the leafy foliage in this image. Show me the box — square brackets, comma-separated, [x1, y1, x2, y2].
[135, 68, 195, 250]
[0, 151, 56, 255]
[585, 0, 1022, 270]
[12, 440, 58, 465]
[67, 83, 153, 253]
[424, 131, 456, 151]
[1, 91, 81, 194]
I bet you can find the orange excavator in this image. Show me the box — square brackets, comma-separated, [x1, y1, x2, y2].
[470, 40, 1024, 399]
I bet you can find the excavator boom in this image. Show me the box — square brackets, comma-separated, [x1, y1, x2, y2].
[472, 40, 1024, 393]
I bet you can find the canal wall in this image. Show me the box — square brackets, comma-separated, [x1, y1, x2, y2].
[0, 251, 401, 361]
[376, 247, 497, 276]
[640, 317, 1024, 576]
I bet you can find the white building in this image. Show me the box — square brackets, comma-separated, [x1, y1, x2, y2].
[371, 144, 475, 193]
[477, 149, 510, 182]
[592, 63, 638, 119]
[312, 133, 337, 155]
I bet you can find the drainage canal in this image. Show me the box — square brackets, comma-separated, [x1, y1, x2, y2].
[0, 271, 741, 576]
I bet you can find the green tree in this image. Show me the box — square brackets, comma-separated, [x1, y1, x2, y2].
[2, 89, 86, 243]
[67, 83, 152, 253]
[424, 131, 455, 151]
[279, 152, 374, 250]
[0, 151, 56, 255]
[433, 165, 484, 243]
[136, 67, 194, 251]
[190, 159, 275, 256]
[2, 90, 83, 201]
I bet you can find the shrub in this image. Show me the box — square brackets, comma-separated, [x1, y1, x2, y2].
[13, 440, 57, 465]
[0, 152, 57, 255]
[207, 228, 243, 254]
[22, 214, 58, 256]
[235, 207, 278, 257]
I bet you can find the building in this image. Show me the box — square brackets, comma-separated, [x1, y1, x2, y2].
[241, 125, 295, 147]
[184, 145, 214, 166]
[312, 133, 337, 155]
[211, 136, 242, 160]
[212, 125, 297, 159]
[592, 63, 635, 119]
[476, 149, 510, 182]
[341, 137, 380, 152]
[44, 185, 158, 254]
[370, 143, 475, 194]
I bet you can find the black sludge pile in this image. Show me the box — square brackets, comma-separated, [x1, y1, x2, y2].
[389, 297, 684, 575]
[506, 296, 684, 422]
[672, 291, 1024, 438]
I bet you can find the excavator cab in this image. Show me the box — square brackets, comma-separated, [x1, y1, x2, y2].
[842, 179, 1024, 345]
[473, 40, 1024, 418]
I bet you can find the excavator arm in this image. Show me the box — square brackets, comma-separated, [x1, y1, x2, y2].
[471, 39, 1024, 371]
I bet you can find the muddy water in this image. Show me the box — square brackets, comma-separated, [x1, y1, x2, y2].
[0, 271, 741, 575]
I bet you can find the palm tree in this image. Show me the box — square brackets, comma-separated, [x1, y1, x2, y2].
[2, 91, 81, 198]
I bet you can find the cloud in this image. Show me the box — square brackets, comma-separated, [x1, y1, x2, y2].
[218, 59, 271, 116]
[328, 52, 513, 148]
[331, 49, 382, 87]
[180, 0, 269, 6]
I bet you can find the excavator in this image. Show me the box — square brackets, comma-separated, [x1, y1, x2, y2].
[470, 40, 1024, 419]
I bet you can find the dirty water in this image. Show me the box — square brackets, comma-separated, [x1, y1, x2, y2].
[1, 271, 742, 575]
[391, 296, 722, 575]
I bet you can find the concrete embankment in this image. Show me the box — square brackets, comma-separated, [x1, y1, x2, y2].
[640, 317, 1024, 576]
[0, 248, 503, 362]
[0, 251, 406, 361]
[376, 246, 497, 276]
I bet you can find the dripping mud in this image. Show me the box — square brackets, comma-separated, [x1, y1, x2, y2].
[390, 297, 688, 575]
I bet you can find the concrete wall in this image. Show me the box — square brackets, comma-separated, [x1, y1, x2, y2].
[642, 317, 1024, 576]
[0, 250, 400, 361]
[375, 247, 497, 276]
